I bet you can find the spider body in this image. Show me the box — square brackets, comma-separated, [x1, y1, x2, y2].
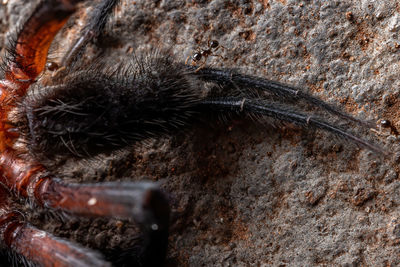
[0, 0, 383, 266]
[19, 56, 202, 160]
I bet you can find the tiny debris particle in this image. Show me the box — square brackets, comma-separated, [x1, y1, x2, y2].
[115, 220, 124, 228]
[346, 11, 354, 21]
[33, 232, 47, 238]
[88, 197, 97, 206]
[388, 14, 400, 32]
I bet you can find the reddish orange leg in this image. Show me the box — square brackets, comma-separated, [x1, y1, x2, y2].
[3, 0, 85, 95]
[38, 179, 170, 228]
[0, 150, 169, 229]
[0, 185, 111, 266]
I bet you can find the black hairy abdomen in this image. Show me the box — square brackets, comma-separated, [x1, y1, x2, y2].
[20, 57, 202, 159]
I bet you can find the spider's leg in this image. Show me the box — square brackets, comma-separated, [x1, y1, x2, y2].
[0, 185, 111, 267]
[191, 67, 375, 128]
[38, 179, 170, 228]
[2, 0, 85, 96]
[61, 0, 121, 67]
[41, 179, 169, 266]
[0, 149, 170, 264]
[0, 150, 169, 228]
[200, 98, 384, 154]
[37, 180, 170, 267]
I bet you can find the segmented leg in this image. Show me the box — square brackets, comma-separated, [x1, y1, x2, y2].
[0, 149, 169, 231]
[200, 98, 384, 154]
[192, 67, 375, 128]
[3, 0, 83, 94]
[61, 0, 121, 67]
[0, 185, 111, 266]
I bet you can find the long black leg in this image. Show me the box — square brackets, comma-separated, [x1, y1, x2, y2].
[201, 98, 384, 154]
[61, 0, 121, 67]
[191, 67, 374, 128]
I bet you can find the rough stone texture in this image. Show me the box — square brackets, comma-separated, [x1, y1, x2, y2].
[1, 0, 400, 266]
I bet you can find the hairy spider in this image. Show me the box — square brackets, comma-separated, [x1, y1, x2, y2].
[0, 0, 383, 266]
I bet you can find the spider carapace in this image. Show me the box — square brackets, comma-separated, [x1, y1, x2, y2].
[0, 0, 383, 266]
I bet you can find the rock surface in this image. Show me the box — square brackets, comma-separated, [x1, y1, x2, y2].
[1, 0, 400, 266]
